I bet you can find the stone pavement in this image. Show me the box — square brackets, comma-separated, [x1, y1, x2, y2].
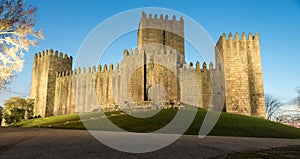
[0, 127, 300, 159]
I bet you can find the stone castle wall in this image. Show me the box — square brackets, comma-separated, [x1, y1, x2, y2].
[179, 62, 211, 108]
[122, 47, 182, 104]
[30, 13, 266, 118]
[138, 12, 184, 55]
[54, 70, 74, 115]
[51, 47, 216, 115]
[30, 49, 72, 117]
[53, 65, 117, 115]
[216, 33, 265, 117]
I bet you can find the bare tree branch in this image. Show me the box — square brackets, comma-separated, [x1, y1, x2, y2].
[265, 93, 283, 120]
[0, 0, 44, 90]
[295, 86, 300, 108]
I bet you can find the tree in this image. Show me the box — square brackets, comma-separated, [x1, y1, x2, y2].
[265, 93, 283, 120]
[296, 86, 300, 106]
[0, 0, 44, 90]
[0, 106, 3, 124]
[2, 96, 34, 124]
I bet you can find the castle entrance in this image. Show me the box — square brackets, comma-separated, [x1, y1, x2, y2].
[146, 84, 167, 103]
[129, 64, 180, 105]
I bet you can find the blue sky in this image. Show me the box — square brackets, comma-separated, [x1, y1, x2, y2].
[1, 0, 300, 106]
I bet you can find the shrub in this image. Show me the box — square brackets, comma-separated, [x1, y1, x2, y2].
[2, 97, 34, 124]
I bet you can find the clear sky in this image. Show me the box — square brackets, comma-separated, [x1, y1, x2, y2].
[1, 0, 300, 107]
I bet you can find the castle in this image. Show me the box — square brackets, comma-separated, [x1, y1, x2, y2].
[30, 12, 266, 118]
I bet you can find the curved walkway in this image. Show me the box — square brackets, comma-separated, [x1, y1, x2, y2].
[0, 127, 300, 159]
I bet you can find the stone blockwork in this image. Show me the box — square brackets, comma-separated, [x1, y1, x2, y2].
[30, 12, 266, 118]
[216, 33, 265, 118]
[30, 49, 72, 117]
[138, 12, 184, 55]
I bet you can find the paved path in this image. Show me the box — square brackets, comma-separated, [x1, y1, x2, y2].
[0, 127, 300, 159]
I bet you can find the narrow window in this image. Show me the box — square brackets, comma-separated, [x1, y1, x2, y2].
[163, 30, 166, 46]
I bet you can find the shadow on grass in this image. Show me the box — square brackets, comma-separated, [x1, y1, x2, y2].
[10, 109, 300, 139]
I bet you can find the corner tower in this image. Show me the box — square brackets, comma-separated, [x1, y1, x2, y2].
[216, 33, 266, 118]
[30, 49, 72, 117]
[137, 12, 184, 55]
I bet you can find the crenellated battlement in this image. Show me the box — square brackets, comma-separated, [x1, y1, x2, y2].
[138, 12, 185, 55]
[216, 32, 259, 47]
[56, 62, 121, 78]
[186, 61, 215, 70]
[31, 12, 266, 119]
[56, 70, 73, 78]
[123, 47, 183, 59]
[139, 12, 184, 36]
[34, 49, 73, 63]
[140, 11, 183, 23]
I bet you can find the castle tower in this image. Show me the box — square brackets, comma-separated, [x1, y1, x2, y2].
[216, 33, 265, 118]
[247, 33, 266, 117]
[137, 12, 184, 56]
[29, 13, 266, 119]
[133, 12, 184, 105]
[30, 49, 72, 117]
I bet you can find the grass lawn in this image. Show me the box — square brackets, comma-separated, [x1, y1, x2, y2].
[10, 109, 300, 139]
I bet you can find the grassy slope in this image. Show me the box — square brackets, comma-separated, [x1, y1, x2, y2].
[11, 109, 300, 139]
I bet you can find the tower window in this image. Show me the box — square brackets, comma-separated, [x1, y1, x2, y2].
[163, 30, 166, 46]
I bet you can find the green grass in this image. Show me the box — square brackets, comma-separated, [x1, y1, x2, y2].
[10, 109, 300, 139]
[11, 113, 81, 127]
